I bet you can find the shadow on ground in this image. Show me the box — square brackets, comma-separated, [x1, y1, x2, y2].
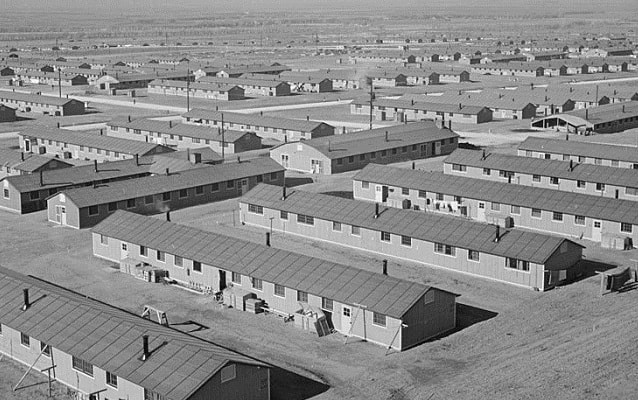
[270, 365, 330, 400]
[321, 191, 353, 199]
[566, 259, 618, 285]
[286, 177, 315, 187]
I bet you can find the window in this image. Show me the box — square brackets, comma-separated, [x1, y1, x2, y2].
[280, 210, 288, 220]
[256, 175, 263, 183]
[510, 205, 520, 214]
[434, 243, 455, 256]
[372, 312, 386, 327]
[248, 204, 263, 214]
[348, 156, 354, 163]
[577, 180, 586, 189]
[3, 189, 9, 199]
[552, 212, 563, 222]
[532, 174, 541, 182]
[550, 177, 559, 185]
[562, 154, 570, 161]
[544, 153, 551, 160]
[108, 202, 117, 212]
[359, 154, 366, 161]
[370, 152, 377, 159]
[482, 168, 491, 176]
[468, 250, 480, 262]
[575, 215, 585, 225]
[596, 183, 605, 192]
[162, 192, 170, 201]
[401, 187, 409, 196]
[332, 221, 341, 231]
[343, 307, 351, 317]
[88, 205, 99, 216]
[621, 223, 633, 233]
[337, 158, 343, 165]
[380, 231, 391, 242]
[100, 234, 108, 245]
[220, 364, 236, 383]
[231, 272, 241, 284]
[274, 284, 285, 297]
[391, 148, 398, 155]
[297, 214, 314, 225]
[498, 170, 510, 178]
[179, 189, 188, 198]
[29, 191, 39, 200]
[506, 258, 529, 271]
[20, 333, 30, 347]
[193, 261, 202, 272]
[491, 202, 500, 211]
[72, 356, 93, 377]
[611, 160, 619, 167]
[297, 290, 308, 303]
[140, 246, 147, 257]
[401, 235, 412, 247]
[452, 164, 466, 172]
[351, 226, 360, 236]
[594, 158, 602, 165]
[381, 150, 387, 157]
[211, 183, 219, 192]
[436, 193, 444, 201]
[251, 277, 263, 290]
[226, 180, 235, 189]
[40, 342, 51, 356]
[195, 185, 204, 195]
[418, 190, 427, 198]
[361, 181, 370, 189]
[157, 250, 165, 262]
[106, 371, 118, 388]
[531, 208, 541, 218]
[322, 297, 333, 311]
[127, 198, 136, 208]
[174, 255, 183, 267]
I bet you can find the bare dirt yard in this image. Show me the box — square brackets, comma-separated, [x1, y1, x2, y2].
[0, 144, 637, 400]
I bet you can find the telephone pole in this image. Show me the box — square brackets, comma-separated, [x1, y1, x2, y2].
[368, 80, 375, 130]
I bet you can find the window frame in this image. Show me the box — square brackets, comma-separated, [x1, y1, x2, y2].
[274, 284, 286, 298]
[372, 312, 386, 327]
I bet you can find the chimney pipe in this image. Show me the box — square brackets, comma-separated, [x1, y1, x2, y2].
[306, 115, 309, 121]
[128, 115, 131, 122]
[482, 149, 486, 160]
[281, 186, 286, 200]
[508, 175, 511, 184]
[569, 160, 573, 171]
[166, 211, 170, 222]
[585, 109, 588, 120]
[622, 105, 625, 113]
[385, 130, 388, 142]
[20, 152, 24, 161]
[382, 259, 388, 275]
[237, 156, 241, 163]
[266, 232, 271, 247]
[22, 288, 29, 311]
[135, 153, 139, 166]
[142, 335, 149, 361]
[565, 134, 569, 141]
[412, 162, 415, 170]
[165, 168, 169, 176]
[94, 160, 98, 173]
[169, 120, 173, 128]
[40, 170, 44, 187]
[57, 122, 60, 128]
[494, 225, 500, 243]
[100, 129, 103, 136]
[374, 203, 379, 219]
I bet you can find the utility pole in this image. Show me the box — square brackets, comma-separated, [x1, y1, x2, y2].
[186, 62, 190, 112]
[368, 79, 375, 130]
[58, 69, 61, 98]
[221, 113, 225, 159]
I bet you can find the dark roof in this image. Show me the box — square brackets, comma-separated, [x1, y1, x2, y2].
[107, 118, 250, 143]
[0, 91, 82, 106]
[240, 184, 581, 264]
[276, 121, 457, 160]
[183, 109, 333, 133]
[158, 147, 223, 164]
[354, 97, 493, 114]
[444, 149, 638, 188]
[354, 164, 638, 225]
[149, 79, 242, 92]
[565, 100, 638, 124]
[59, 158, 282, 207]
[519, 136, 638, 163]
[20, 127, 173, 156]
[92, 211, 433, 319]
[3, 155, 199, 193]
[0, 266, 266, 400]
[0, 149, 71, 172]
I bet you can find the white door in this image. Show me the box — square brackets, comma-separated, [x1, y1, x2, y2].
[477, 202, 486, 221]
[375, 185, 383, 202]
[281, 154, 289, 168]
[54, 205, 61, 223]
[239, 179, 248, 195]
[592, 220, 602, 242]
[434, 141, 442, 155]
[121, 242, 129, 260]
[60, 206, 66, 225]
[341, 306, 352, 333]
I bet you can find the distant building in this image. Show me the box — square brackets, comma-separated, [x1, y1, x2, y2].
[0, 91, 85, 116]
[270, 122, 458, 174]
[148, 79, 245, 100]
[0, 104, 16, 122]
[352, 97, 495, 123]
[0, 149, 72, 179]
[531, 101, 638, 134]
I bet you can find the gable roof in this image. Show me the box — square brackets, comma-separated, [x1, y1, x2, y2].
[107, 117, 250, 143]
[92, 211, 434, 319]
[240, 184, 581, 264]
[58, 157, 282, 207]
[0, 91, 82, 106]
[0, 266, 266, 400]
[518, 136, 638, 163]
[183, 109, 333, 133]
[444, 149, 638, 188]
[20, 127, 173, 156]
[280, 121, 457, 159]
[354, 164, 638, 225]
[0, 149, 73, 172]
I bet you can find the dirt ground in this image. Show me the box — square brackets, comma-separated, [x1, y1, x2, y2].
[0, 135, 637, 399]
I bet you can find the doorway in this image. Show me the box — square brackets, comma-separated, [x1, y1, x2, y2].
[341, 306, 352, 332]
[591, 220, 602, 242]
[219, 270, 227, 291]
